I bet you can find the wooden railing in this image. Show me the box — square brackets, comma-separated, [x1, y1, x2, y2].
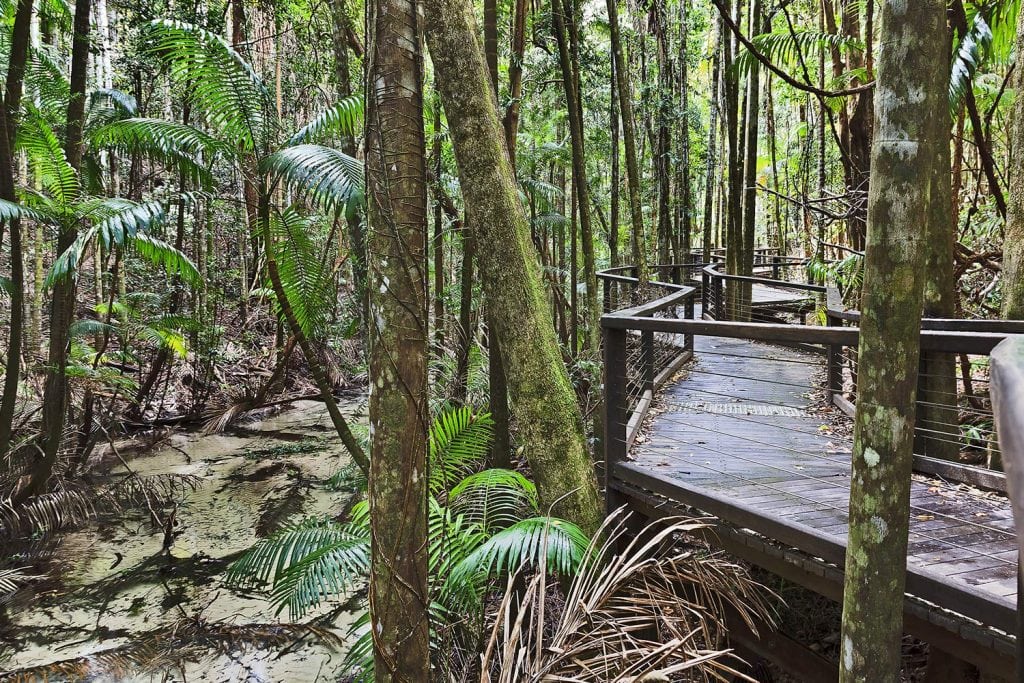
[602, 262, 1024, 503]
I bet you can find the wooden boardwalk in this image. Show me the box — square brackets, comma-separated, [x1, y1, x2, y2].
[616, 304, 1018, 653]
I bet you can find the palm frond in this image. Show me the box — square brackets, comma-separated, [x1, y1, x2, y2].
[86, 88, 139, 130]
[16, 105, 79, 206]
[0, 197, 51, 224]
[448, 468, 538, 533]
[287, 95, 364, 145]
[449, 516, 589, 587]
[428, 406, 494, 492]
[224, 516, 369, 600]
[88, 117, 223, 187]
[951, 12, 993, 111]
[0, 489, 96, 539]
[262, 144, 364, 214]
[145, 19, 272, 151]
[736, 29, 863, 75]
[266, 206, 334, 337]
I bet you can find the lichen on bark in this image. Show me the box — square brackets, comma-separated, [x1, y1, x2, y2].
[838, 2, 948, 680]
[420, 0, 601, 533]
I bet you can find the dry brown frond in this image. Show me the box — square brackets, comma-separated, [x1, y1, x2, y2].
[480, 511, 774, 682]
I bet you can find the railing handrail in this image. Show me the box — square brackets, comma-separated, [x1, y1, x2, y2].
[700, 262, 827, 294]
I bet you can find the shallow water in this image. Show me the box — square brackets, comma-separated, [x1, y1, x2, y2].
[1, 399, 365, 682]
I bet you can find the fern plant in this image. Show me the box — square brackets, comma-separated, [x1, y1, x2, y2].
[224, 405, 591, 681]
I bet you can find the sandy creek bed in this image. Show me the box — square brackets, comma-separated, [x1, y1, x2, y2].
[0, 398, 366, 681]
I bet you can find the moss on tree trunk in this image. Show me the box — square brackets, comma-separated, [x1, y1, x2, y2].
[421, 0, 602, 534]
[1002, 6, 1024, 320]
[839, 2, 947, 679]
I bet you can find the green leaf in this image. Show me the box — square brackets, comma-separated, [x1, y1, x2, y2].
[262, 144, 364, 214]
[288, 95, 364, 145]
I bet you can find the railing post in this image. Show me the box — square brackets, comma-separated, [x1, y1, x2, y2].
[990, 336, 1024, 680]
[772, 255, 781, 281]
[714, 275, 724, 321]
[684, 294, 695, 353]
[602, 276, 611, 314]
[826, 313, 843, 402]
[603, 323, 629, 516]
[701, 268, 710, 316]
[641, 328, 655, 393]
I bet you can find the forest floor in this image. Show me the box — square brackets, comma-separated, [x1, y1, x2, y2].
[0, 399, 365, 681]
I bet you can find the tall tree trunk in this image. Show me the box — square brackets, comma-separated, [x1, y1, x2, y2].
[740, 0, 761, 311]
[365, 0, 431, 675]
[652, 0, 672, 269]
[702, 18, 721, 260]
[839, 1, 947, 678]
[610, 59, 620, 267]
[481, 7, 512, 468]
[918, 16, 959, 463]
[422, 0, 601, 532]
[723, 0, 742, 317]
[24, 0, 92, 500]
[0, 0, 34, 455]
[607, 0, 649, 285]
[675, 0, 691, 262]
[552, 0, 599, 350]
[502, 0, 526, 161]
[1001, 3, 1024, 318]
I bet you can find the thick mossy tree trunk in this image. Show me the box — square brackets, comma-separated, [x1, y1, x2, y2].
[421, 0, 602, 533]
[365, 0, 431, 676]
[839, 1, 947, 679]
[1002, 5, 1024, 319]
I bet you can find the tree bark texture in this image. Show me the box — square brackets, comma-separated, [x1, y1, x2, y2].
[839, 2, 947, 679]
[1002, 4, 1024, 319]
[422, 0, 602, 533]
[365, 0, 431, 676]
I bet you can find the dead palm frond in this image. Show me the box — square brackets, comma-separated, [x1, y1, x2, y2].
[0, 473, 202, 539]
[480, 511, 774, 683]
[0, 618, 344, 682]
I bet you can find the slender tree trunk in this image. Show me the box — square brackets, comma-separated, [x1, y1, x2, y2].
[676, 0, 691, 262]
[365, 0, 431, 674]
[552, 0, 599, 350]
[918, 17, 959, 462]
[481, 12, 512, 468]
[723, 0, 742, 317]
[1002, 4, 1024, 318]
[432, 91, 445, 354]
[839, 2, 947, 678]
[24, 0, 92, 500]
[652, 0, 672, 269]
[422, 0, 601, 532]
[610, 60, 620, 267]
[502, 0, 526, 161]
[0, 0, 33, 456]
[607, 0, 649, 285]
[702, 19, 721, 260]
[740, 0, 761, 311]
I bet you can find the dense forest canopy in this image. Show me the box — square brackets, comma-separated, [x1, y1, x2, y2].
[0, 0, 1022, 679]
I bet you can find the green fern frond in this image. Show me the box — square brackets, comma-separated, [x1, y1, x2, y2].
[448, 468, 538, 533]
[449, 516, 589, 587]
[428, 406, 494, 492]
[145, 19, 273, 151]
[266, 206, 334, 337]
[735, 29, 863, 75]
[287, 95, 364, 145]
[262, 144, 364, 214]
[89, 118, 224, 187]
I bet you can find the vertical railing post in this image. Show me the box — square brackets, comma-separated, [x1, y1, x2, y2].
[684, 293, 695, 353]
[701, 267, 710, 316]
[990, 336, 1024, 680]
[602, 276, 611, 314]
[641, 327, 655, 393]
[713, 275, 724, 321]
[603, 323, 629, 516]
[772, 255, 781, 281]
[826, 313, 843, 403]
